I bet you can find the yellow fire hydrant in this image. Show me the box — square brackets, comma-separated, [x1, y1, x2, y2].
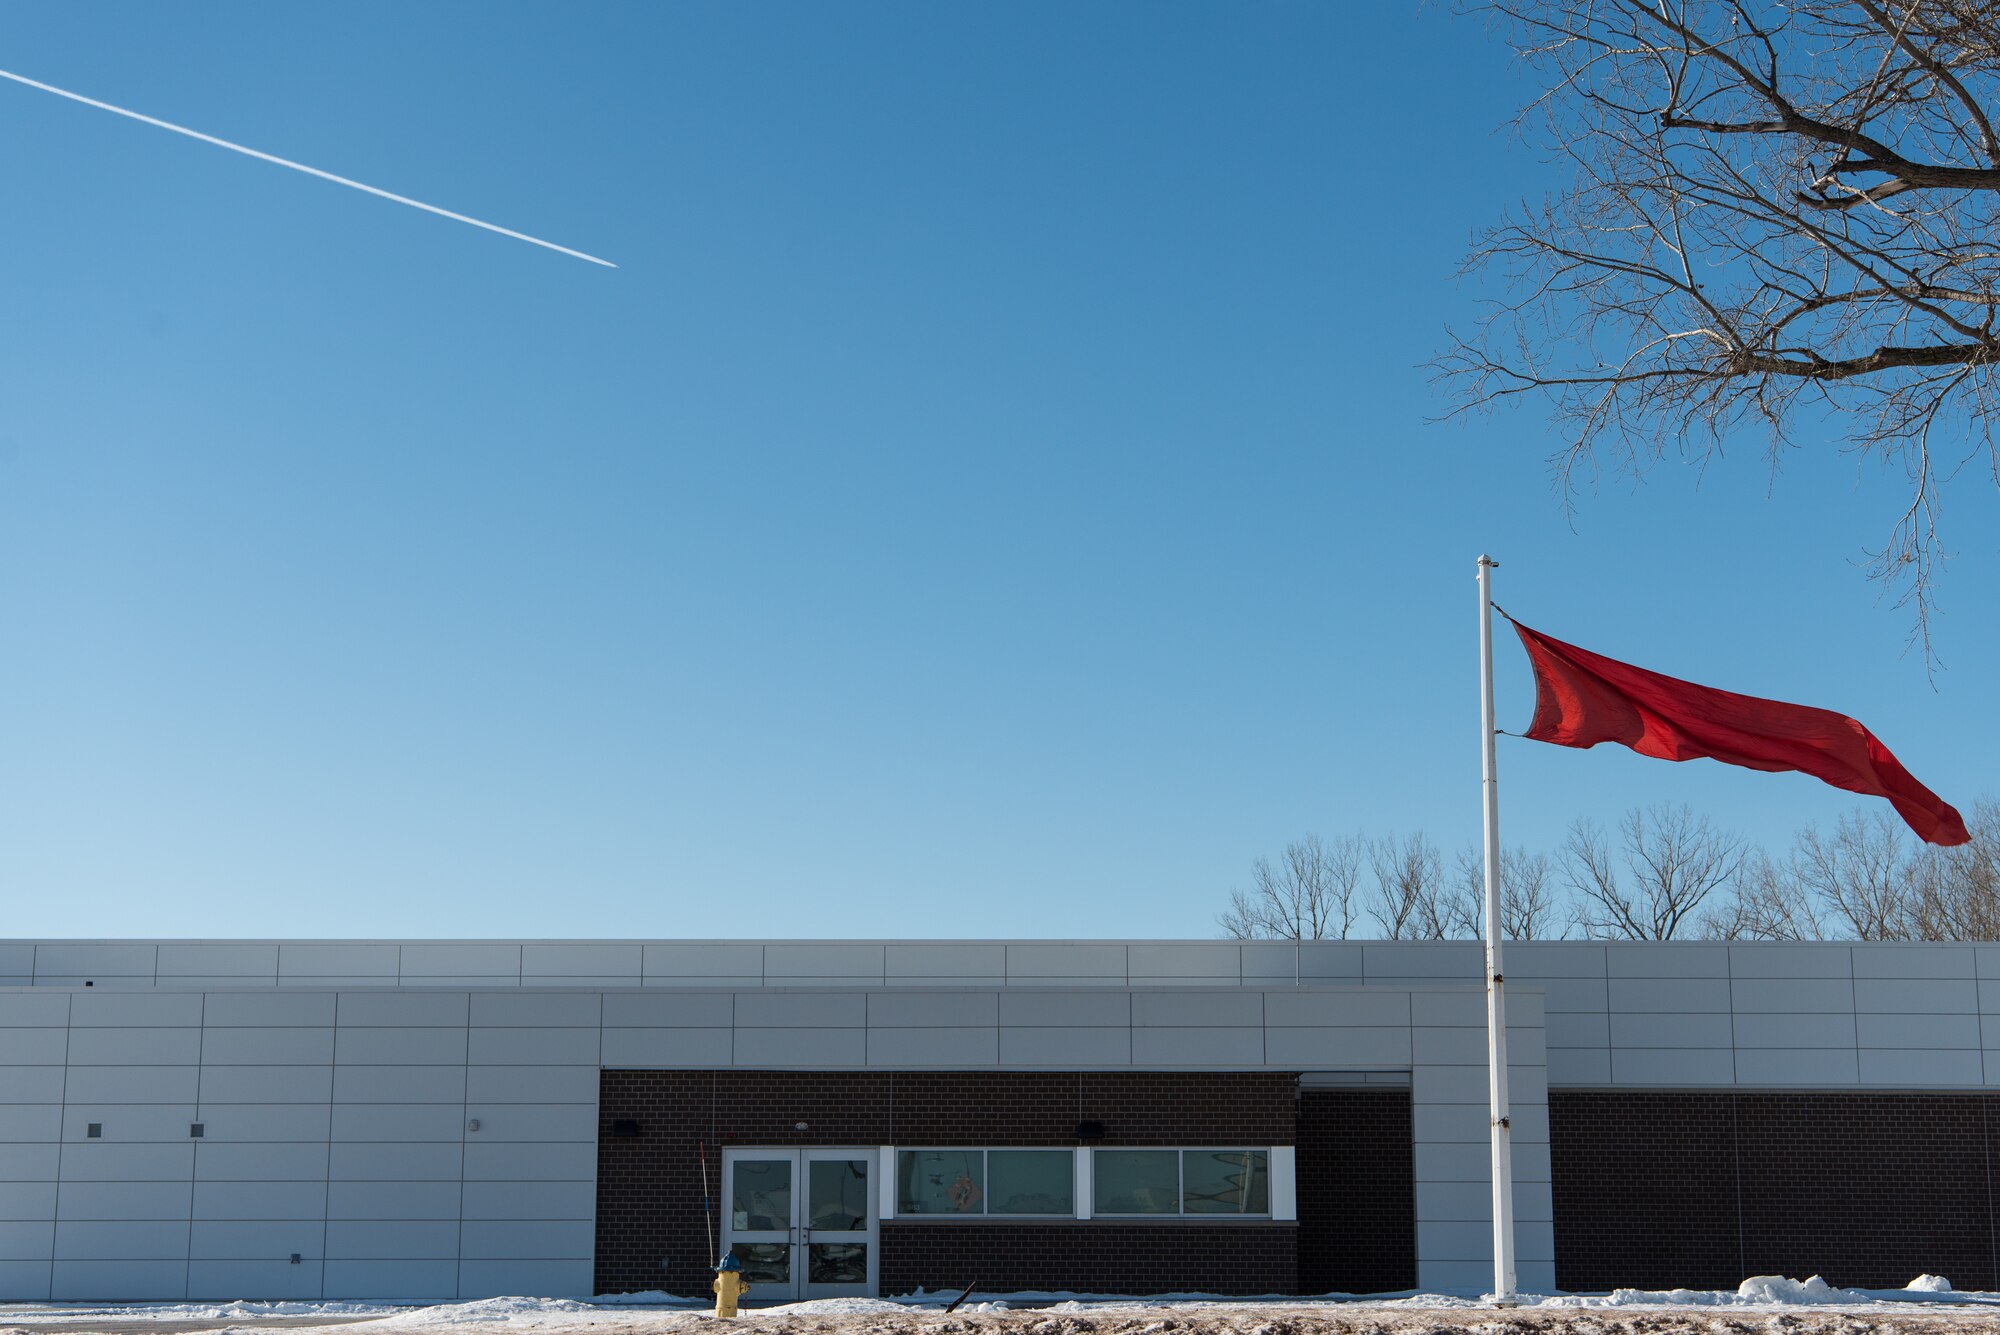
[712, 1252, 750, 1318]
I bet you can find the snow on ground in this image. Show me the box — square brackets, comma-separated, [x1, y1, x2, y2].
[0, 1302, 423, 1324]
[7, 1278, 2000, 1335]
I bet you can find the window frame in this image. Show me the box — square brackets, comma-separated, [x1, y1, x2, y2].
[1176, 1147, 1274, 1217]
[1091, 1147, 1273, 1219]
[891, 1147, 1077, 1220]
[879, 1145, 1289, 1222]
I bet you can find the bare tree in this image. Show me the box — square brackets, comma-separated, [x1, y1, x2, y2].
[1230, 831, 1545, 941]
[1453, 845, 1569, 939]
[1907, 797, 2000, 938]
[1793, 808, 1917, 938]
[1218, 834, 1366, 940]
[1367, 832, 1464, 938]
[1701, 847, 1828, 939]
[1700, 800, 1997, 939]
[1565, 804, 1745, 939]
[1221, 802, 1995, 943]
[1440, 0, 2000, 648]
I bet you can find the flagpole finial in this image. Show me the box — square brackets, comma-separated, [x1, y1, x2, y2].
[1478, 553, 1499, 569]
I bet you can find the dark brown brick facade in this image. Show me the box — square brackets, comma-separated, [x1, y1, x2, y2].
[1296, 1088, 1416, 1294]
[594, 1071, 1400, 1297]
[1548, 1091, 1740, 1292]
[879, 1223, 1298, 1296]
[1552, 1090, 2000, 1292]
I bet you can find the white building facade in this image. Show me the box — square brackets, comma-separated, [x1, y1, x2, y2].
[0, 938, 1993, 1301]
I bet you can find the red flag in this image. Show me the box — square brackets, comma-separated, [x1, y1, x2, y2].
[1513, 621, 1969, 847]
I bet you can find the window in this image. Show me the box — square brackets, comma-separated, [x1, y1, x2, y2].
[896, 1149, 1072, 1216]
[1093, 1149, 1178, 1215]
[889, 1147, 1276, 1220]
[988, 1151, 1074, 1215]
[1182, 1150, 1269, 1214]
[1093, 1149, 1270, 1217]
[897, 1150, 985, 1215]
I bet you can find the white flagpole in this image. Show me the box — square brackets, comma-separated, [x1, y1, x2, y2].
[1477, 554, 1518, 1304]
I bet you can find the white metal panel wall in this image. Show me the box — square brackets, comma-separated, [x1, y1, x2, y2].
[1510, 941, 2000, 1091]
[1403, 990, 1554, 1295]
[190, 990, 331, 1302]
[0, 981, 1556, 1300]
[458, 992, 599, 1299]
[0, 991, 64, 1301]
[323, 991, 462, 1301]
[4, 937, 1999, 1303]
[54, 992, 202, 1301]
[0, 987, 601, 1302]
[0, 938, 1574, 990]
[3, 940, 1999, 1025]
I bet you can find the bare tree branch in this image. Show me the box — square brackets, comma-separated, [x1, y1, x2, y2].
[1910, 797, 2000, 937]
[1217, 801, 1995, 943]
[1367, 833, 1463, 939]
[1793, 808, 1917, 938]
[1441, 0, 2000, 656]
[1218, 834, 1365, 940]
[1564, 804, 1745, 939]
[1454, 845, 1570, 939]
[1701, 848, 1829, 939]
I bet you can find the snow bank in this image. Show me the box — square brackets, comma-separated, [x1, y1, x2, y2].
[0, 1301, 421, 1323]
[1541, 1274, 1996, 1309]
[351, 1295, 912, 1327]
[359, 1298, 605, 1327]
[1738, 1275, 1863, 1304]
[902, 1289, 1385, 1308]
[585, 1291, 700, 1306]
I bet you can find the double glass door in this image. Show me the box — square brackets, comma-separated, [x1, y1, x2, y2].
[721, 1148, 877, 1300]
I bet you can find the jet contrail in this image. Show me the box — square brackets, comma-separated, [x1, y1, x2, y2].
[0, 66, 616, 268]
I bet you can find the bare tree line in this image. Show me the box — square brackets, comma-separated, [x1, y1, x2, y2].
[1218, 799, 2000, 941]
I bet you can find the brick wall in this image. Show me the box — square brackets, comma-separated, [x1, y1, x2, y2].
[878, 1223, 1298, 1296]
[1551, 1090, 2000, 1292]
[1737, 1093, 1993, 1289]
[1296, 1089, 1415, 1295]
[594, 1070, 1307, 1296]
[1548, 1091, 1740, 1292]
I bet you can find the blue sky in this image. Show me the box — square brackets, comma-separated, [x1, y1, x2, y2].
[0, 1, 1991, 939]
